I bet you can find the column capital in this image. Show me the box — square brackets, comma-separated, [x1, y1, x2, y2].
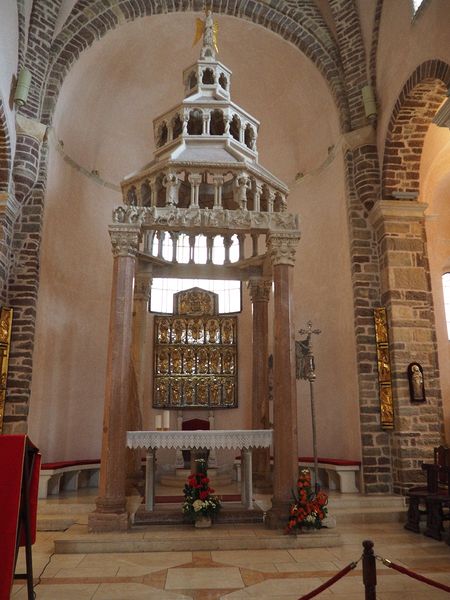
[248, 278, 271, 302]
[16, 114, 47, 144]
[369, 199, 428, 227]
[267, 231, 301, 267]
[109, 224, 141, 258]
[134, 271, 152, 300]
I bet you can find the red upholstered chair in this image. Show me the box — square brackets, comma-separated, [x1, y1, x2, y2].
[182, 418, 209, 469]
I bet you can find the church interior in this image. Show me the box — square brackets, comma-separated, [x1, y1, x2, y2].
[2, 0, 450, 597]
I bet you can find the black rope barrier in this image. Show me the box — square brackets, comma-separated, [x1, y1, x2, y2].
[295, 538, 450, 600]
[297, 561, 357, 600]
[379, 557, 450, 593]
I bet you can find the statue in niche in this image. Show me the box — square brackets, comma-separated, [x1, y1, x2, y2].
[197, 381, 208, 405]
[171, 348, 182, 373]
[172, 319, 185, 344]
[171, 379, 182, 406]
[158, 318, 170, 344]
[222, 349, 234, 373]
[184, 380, 195, 405]
[188, 318, 204, 343]
[224, 380, 234, 405]
[209, 349, 221, 373]
[156, 378, 169, 406]
[158, 349, 169, 374]
[408, 362, 426, 402]
[184, 348, 195, 374]
[197, 348, 209, 373]
[377, 346, 391, 382]
[210, 381, 221, 406]
[221, 319, 233, 344]
[206, 319, 219, 343]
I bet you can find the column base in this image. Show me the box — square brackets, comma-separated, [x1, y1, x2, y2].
[88, 510, 129, 532]
[265, 499, 291, 530]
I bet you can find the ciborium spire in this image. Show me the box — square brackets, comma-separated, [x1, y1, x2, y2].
[193, 7, 219, 59]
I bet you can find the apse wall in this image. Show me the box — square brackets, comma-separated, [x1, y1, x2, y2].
[28, 13, 358, 462]
[420, 124, 450, 441]
[376, 0, 450, 161]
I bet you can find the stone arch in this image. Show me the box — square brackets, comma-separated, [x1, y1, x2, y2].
[0, 100, 11, 192]
[42, 0, 349, 131]
[382, 60, 450, 198]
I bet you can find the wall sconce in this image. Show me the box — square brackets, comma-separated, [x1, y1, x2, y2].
[14, 68, 32, 108]
[362, 84, 377, 122]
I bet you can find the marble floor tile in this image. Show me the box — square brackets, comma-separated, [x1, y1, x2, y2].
[211, 549, 294, 564]
[166, 567, 244, 589]
[14, 583, 100, 600]
[91, 583, 191, 599]
[222, 577, 332, 598]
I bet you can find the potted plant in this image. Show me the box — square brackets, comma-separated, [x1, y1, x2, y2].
[286, 469, 328, 534]
[182, 459, 221, 527]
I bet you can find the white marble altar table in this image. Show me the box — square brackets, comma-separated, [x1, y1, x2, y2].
[127, 429, 273, 511]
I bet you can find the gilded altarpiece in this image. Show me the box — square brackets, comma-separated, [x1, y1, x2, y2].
[153, 288, 238, 409]
[0, 307, 13, 432]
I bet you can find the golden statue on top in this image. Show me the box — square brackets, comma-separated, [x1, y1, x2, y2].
[193, 9, 219, 56]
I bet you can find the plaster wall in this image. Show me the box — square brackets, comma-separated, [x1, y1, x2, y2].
[0, 0, 18, 159]
[29, 13, 360, 462]
[376, 0, 450, 162]
[421, 123, 450, 442]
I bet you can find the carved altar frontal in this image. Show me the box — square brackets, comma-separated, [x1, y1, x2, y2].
[153, 288, 238, 409]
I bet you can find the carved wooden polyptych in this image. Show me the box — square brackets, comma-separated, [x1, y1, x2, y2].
[153, 288, 237, 409]
[374, 307, 394, 430]
[0, 307, 13, 433]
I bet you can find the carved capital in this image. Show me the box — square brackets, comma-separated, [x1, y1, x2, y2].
[16, 114, 47, 144]
[109, 225, 141, 258]
[134, 271, 152, 300]
[248, 278, 272, 303]
[267, 231, 301, 267]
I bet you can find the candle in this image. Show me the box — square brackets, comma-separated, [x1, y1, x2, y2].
[155, 415, 162, 430]
[163, 410, 170, 430]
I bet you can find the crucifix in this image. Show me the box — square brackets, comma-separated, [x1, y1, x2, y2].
[296, 321, 321, 492]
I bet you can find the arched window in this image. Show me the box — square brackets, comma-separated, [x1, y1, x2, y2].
[210, 110, 225, 135]
[219, 73, 228, 90]
[244, 124, 255, 150]
[150, 278, 241, 314]
[442, 273, 450, 339]
[157, 122, 168, 147]
[172, 114, 183, 139]
[230, 115, 240, 141]
[202, 68, 214, 84]
[187, 110, 203, 135]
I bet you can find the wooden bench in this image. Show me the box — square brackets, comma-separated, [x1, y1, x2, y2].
[39, 460, 100, 499]
[234, 455, 361, 493]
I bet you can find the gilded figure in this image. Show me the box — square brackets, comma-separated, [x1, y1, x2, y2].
[188, 318, 204, 343]
[210, 381, 221, 406]
[197, 381, 209, 405]
[206, 319, 219, 343]
[158, 349, 169, 374]
[184, 348, 196, 373]
[222, 349, 234, 373]
[209, 349, 221, 373]
[158, 318, 170, 343]
[380, 385, 394, 428]
[224, 379, 234, 405]
[377, 346, 391, 382]
[374, 308, 388, 344]
[172, 318, 186, 344]
[221, 319, 233, 344]
[171, 348, 182, 373]
[197, 348, 209, 373]
[184, 380, 195, 405]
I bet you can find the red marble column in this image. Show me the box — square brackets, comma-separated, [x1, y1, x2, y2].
[88, 224, 141, 532]
[248, 278, 272, 489]
[265, 231, 301, 529]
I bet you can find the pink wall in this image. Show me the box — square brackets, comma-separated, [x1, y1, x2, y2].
[29, 13, 359, 462]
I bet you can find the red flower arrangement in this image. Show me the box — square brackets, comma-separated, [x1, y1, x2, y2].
[286, 469, 328, 534]
[182, 459, 221, 521]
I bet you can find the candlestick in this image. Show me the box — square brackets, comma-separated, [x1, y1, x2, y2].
[155, 414, 162, 430]
[163, 410, 170, 431]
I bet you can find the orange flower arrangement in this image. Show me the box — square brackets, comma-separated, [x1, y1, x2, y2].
[286, 469, 328, 533]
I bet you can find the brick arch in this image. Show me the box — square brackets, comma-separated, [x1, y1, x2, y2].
[0, 100, 11, 193]
[382, 60, 450, 198]
[42, 0, 350, 130]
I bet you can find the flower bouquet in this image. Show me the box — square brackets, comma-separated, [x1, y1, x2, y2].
[182, 459, 221, 525]
[286, 469, 328, 534]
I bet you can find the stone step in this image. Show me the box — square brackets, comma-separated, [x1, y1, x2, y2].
[54, 524, 342, 554]
[327, 493, 406, 510]
[134, 504, 264, 526]
[331, 506, 406, 525]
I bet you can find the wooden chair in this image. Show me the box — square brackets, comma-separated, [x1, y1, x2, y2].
[405, 445, 450, 534]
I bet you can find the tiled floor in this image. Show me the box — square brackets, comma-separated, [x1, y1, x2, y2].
[11, 491, 450, 599]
